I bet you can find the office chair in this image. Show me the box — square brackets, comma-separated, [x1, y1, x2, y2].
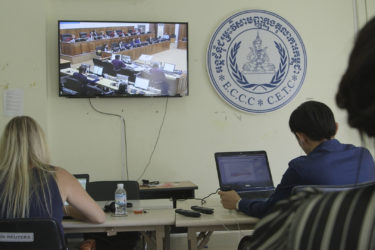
[95, 45, 104, 56]
[291, 180, 375, 195]
[92, 58, 103, 67]
[116, 30, 123, 36]
[106, 30, 114, 37]
[79, 32, 88, 39]
[111, 42, 120, 52]
[64, 77, 82, 93]
[87, 180, 140, 201]
[85, 85, 104, 97]
[0, 218, 66, 250]
[61, 33, 73, 42]
[102, 62, 117, 77]
[85, 181, 141, 249]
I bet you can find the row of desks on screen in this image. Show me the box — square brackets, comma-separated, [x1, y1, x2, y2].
[60, 67, 162, 95]
[60, 33, 156, 56]
[60, 66, 188, 96]
[63, 197, 259, 250]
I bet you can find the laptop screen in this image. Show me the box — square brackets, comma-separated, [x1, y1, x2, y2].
[215, 151, 274, 190]
[64, 174, 89, 206]
[163, 63, 175, 72]
[134, 77, 150, 90]
[73, 174, 89, 190]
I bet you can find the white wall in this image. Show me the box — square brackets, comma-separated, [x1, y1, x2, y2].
[1, 0, 374, 197]
[0, 0, 48, 129]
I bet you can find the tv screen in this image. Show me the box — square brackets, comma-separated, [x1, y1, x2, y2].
[58, 21, 188, 97]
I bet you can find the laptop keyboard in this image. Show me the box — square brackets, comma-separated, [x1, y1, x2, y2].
[238, 190, 274, 199]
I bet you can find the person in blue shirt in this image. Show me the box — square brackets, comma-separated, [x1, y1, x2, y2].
[111, 55, 126, 71]
[219, 100, 375, 218]
[72, 66, 100, 96]
[72, 66, 98, 85]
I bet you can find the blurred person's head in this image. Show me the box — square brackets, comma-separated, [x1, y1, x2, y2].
[336, 17, 375, 137]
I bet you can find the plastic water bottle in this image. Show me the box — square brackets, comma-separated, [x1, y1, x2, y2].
[115, 183, 127, 216]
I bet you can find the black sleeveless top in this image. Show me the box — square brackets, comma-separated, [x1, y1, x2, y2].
[0, 168, 64, 233]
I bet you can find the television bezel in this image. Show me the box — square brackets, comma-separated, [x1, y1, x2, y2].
[58, 20, 189, 98]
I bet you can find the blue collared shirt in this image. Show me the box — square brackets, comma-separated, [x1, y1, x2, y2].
[238, 139, 375, 218]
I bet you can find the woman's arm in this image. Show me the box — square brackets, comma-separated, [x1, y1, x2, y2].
[55, 167, 105, 223]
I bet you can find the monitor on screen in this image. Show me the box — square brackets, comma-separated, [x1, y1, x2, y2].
[58, 20, 189, 98]
[163, 63, 175, 72]
[93, 65, 103, 76]
[121, 55, 132, 64]
[134, 77, 150, 90]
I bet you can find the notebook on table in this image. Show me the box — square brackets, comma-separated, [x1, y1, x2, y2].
[215, 151, 275, 199]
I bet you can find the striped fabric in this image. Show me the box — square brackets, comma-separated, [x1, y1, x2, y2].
[242, 185, 375, 250]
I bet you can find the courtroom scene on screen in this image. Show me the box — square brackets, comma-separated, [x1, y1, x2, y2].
[59, 21, 188, 98]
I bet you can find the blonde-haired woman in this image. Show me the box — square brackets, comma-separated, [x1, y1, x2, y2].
[0, 116, 105, 233]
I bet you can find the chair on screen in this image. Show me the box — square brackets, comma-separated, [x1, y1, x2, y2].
[61, 33, 73, 42]
[79, 32, 88, 39]
[0, 218, 66, 250]
[92, 58, 103, 67]
[63, 77, 82, 93]
[111, 42, 120, 52]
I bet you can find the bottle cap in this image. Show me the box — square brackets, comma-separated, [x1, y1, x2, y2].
[117, 183, 124, 189]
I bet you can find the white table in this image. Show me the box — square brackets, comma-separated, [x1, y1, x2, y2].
[176, 198, 259, 250]
[60, 68, 119, 90]
[63, 199, 174, 250]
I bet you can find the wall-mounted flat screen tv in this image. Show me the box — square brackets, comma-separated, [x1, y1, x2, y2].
[58, 21, 188, 98]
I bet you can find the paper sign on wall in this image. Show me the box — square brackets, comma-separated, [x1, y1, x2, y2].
[3, 89, 24, 116]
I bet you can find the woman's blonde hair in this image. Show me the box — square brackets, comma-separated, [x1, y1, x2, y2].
[0, 116, 55, 218]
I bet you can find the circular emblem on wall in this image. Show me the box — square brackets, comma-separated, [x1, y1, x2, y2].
[207, 10, 307, 113]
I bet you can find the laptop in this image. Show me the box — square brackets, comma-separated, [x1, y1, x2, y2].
[64, 174, 89, 208]
[73, 174, 89, 190]
[163, 63, 175, 73]
[215, 151, 275, 199]
[134, 77, 150, 90]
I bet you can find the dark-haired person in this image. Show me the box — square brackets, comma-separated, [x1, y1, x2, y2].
[219, 100, 375, 218]
[240, 17, 375, 250]
[73, 66, 100, 96]
[111, 54, 126, 71]
[73, 66, 98, 85]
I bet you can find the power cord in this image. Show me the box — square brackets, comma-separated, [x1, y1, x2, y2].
[136, 97, 169, 181]
[88, 98, 129, 180]
[195, 188, 221, 206]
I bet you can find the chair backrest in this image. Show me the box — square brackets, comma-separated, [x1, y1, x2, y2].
[292, 180, 375, 195]
[102, 62, 116, 76]
[87, 180, 140, 201]
[0, 218, 66, 250]
[61, 33, 72, 42]
[64, 77, 82, 92]
[106, 30, 114, 37]
[79, 32, 87, 38]
[85, 84, 103, 96]
[93, 58, 103, 67]
[63, 77, 82, 92]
